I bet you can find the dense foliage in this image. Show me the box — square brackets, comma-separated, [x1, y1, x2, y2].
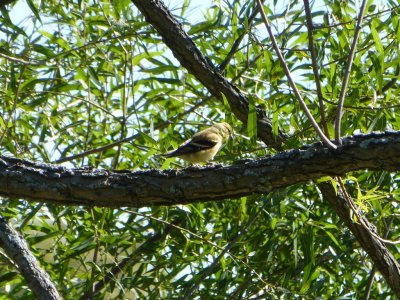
[0, 0, 399, 298]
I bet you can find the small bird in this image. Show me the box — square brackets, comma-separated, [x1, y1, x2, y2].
[162, 122, 233, 164]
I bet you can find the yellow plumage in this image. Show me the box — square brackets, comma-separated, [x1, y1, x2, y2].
[163, 122, 233, 164]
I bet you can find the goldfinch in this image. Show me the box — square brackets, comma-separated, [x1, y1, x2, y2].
[163, 122, 233, 164]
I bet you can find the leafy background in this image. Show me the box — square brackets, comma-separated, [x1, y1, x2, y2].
[0, 0, 399, 298]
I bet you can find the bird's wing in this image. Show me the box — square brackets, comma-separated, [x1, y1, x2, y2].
[164, 134, 219, 157]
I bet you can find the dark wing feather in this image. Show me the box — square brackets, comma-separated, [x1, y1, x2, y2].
[164, 136, 218, 157]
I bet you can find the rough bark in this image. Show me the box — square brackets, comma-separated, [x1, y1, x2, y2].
[130, 0, 287, 150]
[0, 217, 61, 300]
[0, 131, 399, 207]
[128, 1, 400, 296]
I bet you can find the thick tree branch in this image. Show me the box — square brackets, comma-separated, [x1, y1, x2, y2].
[130, 0, 286, 150]
[0, 217, 61, 300]
[0, 131, 399, 207]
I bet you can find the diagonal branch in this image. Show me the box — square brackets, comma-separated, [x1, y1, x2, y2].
[303, 0, 329, 136]
[0, 216, 61, 300]
[131, 0, 287, 150]
[255, 0, 336, 150]
[334, 0, 368, 143]
[317, 181, 400, 297]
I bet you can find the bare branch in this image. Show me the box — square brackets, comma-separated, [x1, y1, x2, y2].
[255, 0, 336, 150]
[334, 0, 368, 143]
[303, 0, 329, 136]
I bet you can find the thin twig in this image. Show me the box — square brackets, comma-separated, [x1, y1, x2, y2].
[303, 0, 329, 137]
[53, 98, 208, 163]
[313, 4, 400, 30]
[361, 218, 394, 300]
[334, 0, 368, 143]
[0, 52, 42, 65]
[79, 221, 177, 300]
[218, 5, 259, 71]
[182, 203, 279, 299]
[124, 209, 271, 288]
[255, 0, 336, 150]
[338, 178, 400, 245]
[362, 266, 376, 300]
[85, 208, 101, 300]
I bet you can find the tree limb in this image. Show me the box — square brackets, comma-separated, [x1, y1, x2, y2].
[127, 1, 400, 296]
[130, 0, 287, 150]
[0, 216, 61, 300]
[318, 182, 400, 297]
[0, 131, 399, 207]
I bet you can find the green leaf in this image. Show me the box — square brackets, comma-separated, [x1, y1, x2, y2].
[26, 0, 42, 22]
[247, 97, 257, 143]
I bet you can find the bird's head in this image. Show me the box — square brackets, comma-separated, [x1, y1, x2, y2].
[215, 122, 234, 141]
